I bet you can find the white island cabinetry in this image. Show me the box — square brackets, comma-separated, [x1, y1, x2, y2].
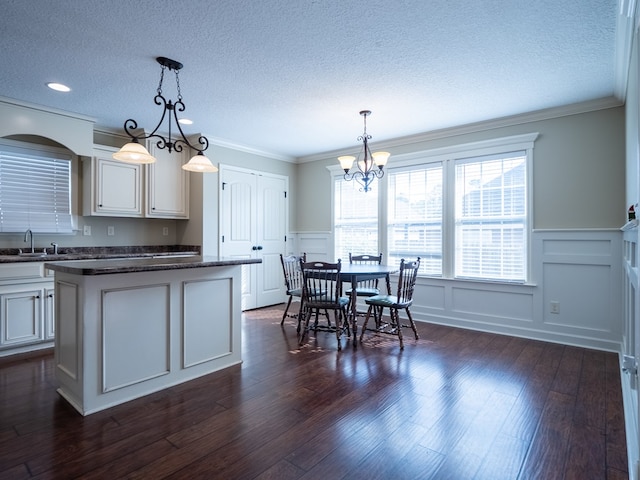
[46, 256, 259, 415]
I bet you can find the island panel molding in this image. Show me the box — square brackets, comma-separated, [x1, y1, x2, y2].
[46, 256, 259, 415]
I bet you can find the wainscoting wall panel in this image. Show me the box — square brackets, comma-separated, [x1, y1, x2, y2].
[291, 230, 623, 352]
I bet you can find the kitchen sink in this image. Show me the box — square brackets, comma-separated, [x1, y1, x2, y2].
[19, 252, 48, 257]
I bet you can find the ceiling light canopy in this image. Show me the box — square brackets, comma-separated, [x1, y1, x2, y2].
[338, 110, 389, 192]
[113, 56, 218, 173]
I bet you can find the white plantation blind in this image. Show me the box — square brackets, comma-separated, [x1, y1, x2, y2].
[0, 143, 73, 233]
[334, 177, 378, 263]
[454, 151, 527, 281]
[387, 164, 443, 275]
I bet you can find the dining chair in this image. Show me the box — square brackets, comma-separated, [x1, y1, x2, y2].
[346, 253, 384, 316]
[360, 257, 421, 349]
[279, 252, 307, 326]
[299, 260, 350, 350]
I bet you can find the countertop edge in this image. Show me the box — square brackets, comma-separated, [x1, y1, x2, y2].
[44, 257, 262, 275]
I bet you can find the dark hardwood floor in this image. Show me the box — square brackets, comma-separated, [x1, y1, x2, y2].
[0, 305, 629, 479]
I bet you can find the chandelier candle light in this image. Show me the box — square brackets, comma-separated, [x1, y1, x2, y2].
[112, 56, 218, 173]
[338, 110, 390, 192]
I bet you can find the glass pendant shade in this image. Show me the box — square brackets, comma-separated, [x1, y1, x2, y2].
[112, 142, 156, 164]
[338, 155, 355, 172]
[182, 152, 218, 172]
[372, 151, 390, 167]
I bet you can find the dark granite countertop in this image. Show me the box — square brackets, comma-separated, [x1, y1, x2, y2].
[44, 256, 261, 275]
[0, 245, 200, 263]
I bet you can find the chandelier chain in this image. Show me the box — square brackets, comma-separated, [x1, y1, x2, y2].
[157, 63, 165, 95]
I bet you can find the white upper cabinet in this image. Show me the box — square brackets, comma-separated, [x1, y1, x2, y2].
[83, 146, 143, 217]
[83, 144, 189, 219]
[146, 144, 189, 218]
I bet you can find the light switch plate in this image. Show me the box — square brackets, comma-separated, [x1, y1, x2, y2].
[107, 226, 114, 236]
[83, 225, 91, 236]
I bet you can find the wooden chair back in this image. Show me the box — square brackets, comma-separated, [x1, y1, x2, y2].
[280, 253, 306, 294]
[395, 257, 421, 306]
[300, 260, 343, 309]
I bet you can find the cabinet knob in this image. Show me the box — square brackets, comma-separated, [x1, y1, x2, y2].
[98, 204, 103, 207]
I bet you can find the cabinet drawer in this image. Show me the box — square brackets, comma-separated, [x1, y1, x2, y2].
[0, 263, 44, 282]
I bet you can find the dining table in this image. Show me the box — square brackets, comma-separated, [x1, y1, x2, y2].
[339, 263, 399, 346]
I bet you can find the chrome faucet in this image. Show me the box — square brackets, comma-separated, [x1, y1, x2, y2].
[24, 229, 34, 253]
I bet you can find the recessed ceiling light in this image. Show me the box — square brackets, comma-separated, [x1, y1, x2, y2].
[178, 118, 193, 125]
[46, 82, 71, 92]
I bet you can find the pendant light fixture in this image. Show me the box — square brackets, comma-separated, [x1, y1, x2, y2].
[338, 110, 389, 192]
[112, 57, 218, 173]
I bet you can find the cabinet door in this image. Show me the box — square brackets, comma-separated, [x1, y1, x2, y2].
[44, 287, 55, 340]
[146, 145, 189, 218]
[83, 147, 143, 217]
[0, 288, 42, 347]
[95, 157, 143, 216]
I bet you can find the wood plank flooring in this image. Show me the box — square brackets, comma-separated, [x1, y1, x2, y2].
[0, 305, 629, 479]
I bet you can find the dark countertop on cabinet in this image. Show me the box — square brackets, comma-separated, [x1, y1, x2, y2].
[0, 245, 201, 263]
[44, 256, 261, 276]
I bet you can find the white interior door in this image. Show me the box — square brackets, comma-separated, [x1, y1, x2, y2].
[257, 174, 287, 307]
[220, 166, 287, 310]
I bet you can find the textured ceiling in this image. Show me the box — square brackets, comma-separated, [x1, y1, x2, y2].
[0, 0, 623, 160]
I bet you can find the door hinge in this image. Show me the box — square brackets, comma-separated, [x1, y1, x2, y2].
[222, 182, 227, 190]
[284, 191, 287, 198]
[221, 235, 225, 243]
[285, 235, 287, 242]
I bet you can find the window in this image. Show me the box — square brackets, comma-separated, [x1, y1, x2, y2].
[332, 133, 536, 283]
[0, 141, 73, 233]
[454, 152, 527, 281]
[388, 164, 443, 275]
[334, 176, 378, 263]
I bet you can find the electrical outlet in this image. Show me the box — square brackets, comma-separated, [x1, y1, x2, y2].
[107, 226, 115, 236]
[550, 301, 560, 314]
[83, 225, 91, 236]
[162, 227, 169, 236]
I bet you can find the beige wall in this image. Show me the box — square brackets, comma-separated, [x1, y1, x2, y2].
[295, 106, 625, 231]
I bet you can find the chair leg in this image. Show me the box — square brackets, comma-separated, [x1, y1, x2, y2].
[405, 307, 419, 340]
[298, 308, 312, 346]
[391, 308, 404, 349]
[281, 296, 293, 324]
[359, 305, 374, 344]
[296, 300, 304, 332]
[334, 309, 342, 351]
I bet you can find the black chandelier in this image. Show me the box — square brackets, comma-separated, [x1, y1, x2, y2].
[338, 110, 390, 192]
[112, 56, 217, 173]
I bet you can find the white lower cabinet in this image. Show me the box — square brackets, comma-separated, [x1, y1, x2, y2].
[45, 287, 55, 340]
[0, 263, 54, 356]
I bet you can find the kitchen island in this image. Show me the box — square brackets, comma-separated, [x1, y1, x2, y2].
[45, 256, 260, 416]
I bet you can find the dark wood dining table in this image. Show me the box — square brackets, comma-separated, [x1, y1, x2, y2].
[339, 263, 399, 346]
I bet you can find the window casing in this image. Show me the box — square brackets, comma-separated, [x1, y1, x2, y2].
[332, 133, 537, 283]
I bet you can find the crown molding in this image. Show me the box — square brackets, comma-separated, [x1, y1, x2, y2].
[297, 96, 623, 164]
[614, 0, 638, 100]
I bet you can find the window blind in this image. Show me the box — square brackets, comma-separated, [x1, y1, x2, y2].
[334, 177, 378, 262]
[0, 144, 73, 233]
[454, 151, 526, 281]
